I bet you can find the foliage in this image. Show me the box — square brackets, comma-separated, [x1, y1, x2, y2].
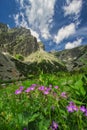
[0, 72, 87, 130]
[14, 54, 24, 61]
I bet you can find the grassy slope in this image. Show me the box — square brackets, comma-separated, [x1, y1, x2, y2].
[0, 72, 87, 130]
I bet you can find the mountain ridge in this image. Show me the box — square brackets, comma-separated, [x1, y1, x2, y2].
[0, 22, 87, 81]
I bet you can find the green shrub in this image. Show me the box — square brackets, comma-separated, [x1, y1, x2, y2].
[15, 54, 24, 61]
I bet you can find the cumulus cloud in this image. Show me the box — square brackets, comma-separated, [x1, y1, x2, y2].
[54, 23, 76, 44]
[30, 29, 40, 42]
[63, 0, 82, 16]
[13, 13, 20, 26]
[65, 38, 82, 49]
[14, 0, 56, 40]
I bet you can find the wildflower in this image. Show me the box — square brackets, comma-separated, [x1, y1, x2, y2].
[19, 86, 24, 91]
[85, 109, 87, 116]
[31, 84, 37, 87]
[30, 86, 35, 91]
[52, 121, 58, 129]
[15, 89, 22, 94]
[61, 92, 67, 98]
[46, 87, 51, 91]
[50, 121, 58, 130]
[38, 86, 45, 91]
[67, 105, 74, 112]
[15, 86, 24, 95]
[73, 105, 78, 111]
[54, 86, 58, 89]
[67, 102, 78, 112]
[43, 90, 49, 95]
[25, 87, 31, 93]
[80, 106, 86, 112]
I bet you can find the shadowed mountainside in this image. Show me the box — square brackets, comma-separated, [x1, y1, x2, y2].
[52, 45, 87, 72]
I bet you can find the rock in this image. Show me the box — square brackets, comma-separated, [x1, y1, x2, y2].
[0, 51, 21, 80]
[0, 23, 44, 56]
[52, 45, 87, 72]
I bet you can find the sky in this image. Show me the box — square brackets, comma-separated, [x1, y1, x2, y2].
[0, 0, 87, 51]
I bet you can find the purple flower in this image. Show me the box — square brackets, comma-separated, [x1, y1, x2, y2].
[25, 87, 31, 93]
[73, 105, 78, 111]
[67, 102, 78, 112]
[67, 105, 74, 112]
[46, 87, 51, 91]
[43, 90, 49, 95]
[15, 86, 24, 95]
[54, 86, 58, 89]
[61, 92, 67, 98]
[38, 86, 45, 91]
[31, 84, 37, 87]
[80, 106, 86, 112]
[19, 86, 24, 91]
[30, 86, 35, 91]
[85, 109, 87, 116]
[15, 89, 22, 94]
[52, 121, 58, 129]
[51, 121, 58, 130]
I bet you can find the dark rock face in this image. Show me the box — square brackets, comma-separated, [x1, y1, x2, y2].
[52, 45, 87, 72]
[0, 52, 21, 80]
[0, 23, 8, 33]
[0, 23, 44, 56]
[0, 51, 32, 81]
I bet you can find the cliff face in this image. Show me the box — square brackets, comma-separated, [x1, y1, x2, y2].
[52, 45, 87, 72]
[0, 23, 44, 56]
[0, 52, 21, 80]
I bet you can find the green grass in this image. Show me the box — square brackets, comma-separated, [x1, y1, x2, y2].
[0, 72, 87, 130]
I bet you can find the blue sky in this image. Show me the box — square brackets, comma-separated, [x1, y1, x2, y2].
[0, 0, 87, 51]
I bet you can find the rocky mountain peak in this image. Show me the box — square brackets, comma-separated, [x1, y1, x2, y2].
[0, 23, 44, 56]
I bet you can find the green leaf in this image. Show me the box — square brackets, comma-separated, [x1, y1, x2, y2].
[71, 99, 83, 105]
[28, 113, 39, 122]
[75, 80, 86, 96]
[70, 79, 86, 96]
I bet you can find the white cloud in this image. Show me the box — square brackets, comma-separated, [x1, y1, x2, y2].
[14, 0, 56, 40]
[63, 0, 82, 16]
[54, 23, 76, 44]
[30, 29, 40, 42]
[13, 13, 20, 26]
[65, 38, 82, 49]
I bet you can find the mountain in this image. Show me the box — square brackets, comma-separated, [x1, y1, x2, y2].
[24, 49, 66, 74]
[52, 45, 87, 72]
[0, 23, 66, 81]
[0, 22, 87, 81]
[0, 23, 44, 57]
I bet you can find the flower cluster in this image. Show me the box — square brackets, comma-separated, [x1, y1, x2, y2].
[38, 86, 51, 95]
[15, 84, 60, 96]
[67, 101, 87, 116]
[25, 84, 37, 93]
